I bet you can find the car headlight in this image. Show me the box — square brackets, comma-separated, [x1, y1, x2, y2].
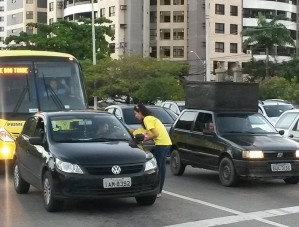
[242, 150, 264, 159]
[55, 158, 83, 174]
[144, 157, 157, 172]
[0, 127, 14, 142]
[296, 150, 299, 158]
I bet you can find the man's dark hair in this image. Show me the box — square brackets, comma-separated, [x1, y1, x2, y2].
[134, 104, 154, 129]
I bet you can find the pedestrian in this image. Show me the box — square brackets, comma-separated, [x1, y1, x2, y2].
[133, 104, 172, 198]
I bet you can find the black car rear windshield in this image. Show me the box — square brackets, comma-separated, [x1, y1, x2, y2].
[123, 108, 175, 125]
[49, 114, 131, 142]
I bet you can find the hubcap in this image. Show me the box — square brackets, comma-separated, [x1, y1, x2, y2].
[14, 165, 19, 188]
[223, 164, 231, 180]
[44, 178, 51, 205]
[172, 155, 179, 170]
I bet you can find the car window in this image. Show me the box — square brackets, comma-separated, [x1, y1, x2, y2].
[175, 111, 197, 131]
[193, 113, 213, 132]
[163, 103, 170, 109]
[178, 105, 185, 111]
[49, 114, 131, 142]
[106, 108, 114, 114]
[22, 117, 38, 137]
[115, 109, 122, 118]
[123, 107, 175, 125]
[34, 117, 45, 138]
[263, 104, 293, 118]
[216, 113, 277, 134]
[275, 113, 299, 130]
[170, 104, 177, 113]
[164, 108, 178, 120]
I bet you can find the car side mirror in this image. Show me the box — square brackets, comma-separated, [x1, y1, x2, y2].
[29, 137, 43, 145]
[203, 129, 215, 136]
[134, 134, 145, 143]
[278, 130, 284, 136]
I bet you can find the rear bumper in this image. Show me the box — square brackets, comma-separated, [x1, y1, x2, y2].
[234, 159, 299, 179]
[0, 141, 15, 160]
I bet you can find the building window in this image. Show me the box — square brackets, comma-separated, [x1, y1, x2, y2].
[109, 24, 115, 33]
[100, 8, 105, 17]
[150, 29, 157, 40]
[109, 6, 115, 17]
[12, 0, 16, 3]
[150, 0, 157, 5]
[215, 4, 224, 15]
[173, 11, 184, 22]
[173, 0, 184, 5]
[109, 43, 115, 53]
[26, 27, 33, 34]
[49, 18, 54, 24]
[215, 42, 224, 52]
[0, 6, 4, 11]
[160, 11, 171, 23]
[26, 0, 33, 3]
[49, 2, 54, 11]
[150, 46, 157, 58]
[150, 12, 157, 23]
[230, 6, 238, 16]
[173, 46, 184, 58]
[230, 43, 237, 53]
[0, 17, 3, 22]
[215, 23, 224, 34]
[230, 24, 238, 35]
[0, 27, 4, 32]
[12, 29, 16, 33]
[0, 37, 4, 42]
[160, 29, 171, 40]
[26, 11, 34, 19]
[160, 46, 171, 58]
[160, 0, 170, 5]
[12, 14, 16, 18]
[173, 28, 184, 40]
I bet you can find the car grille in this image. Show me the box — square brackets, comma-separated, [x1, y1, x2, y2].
[83, 164, 144, 175]
[263, 151, 295, 159]
[66, 183, 157, 196]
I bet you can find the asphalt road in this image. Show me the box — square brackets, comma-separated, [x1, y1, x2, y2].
[1, 161, 299, 227]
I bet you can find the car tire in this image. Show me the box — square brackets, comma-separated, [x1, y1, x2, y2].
[170, 150, 186, 176]
[135, 195, 157, 206]
[13, 160, 30, 194]
[219, 157, 239, 187]
[43, 171, 64, 212]
[284, 176, 299, 184]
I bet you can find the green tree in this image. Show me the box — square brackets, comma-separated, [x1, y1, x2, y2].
[241, 12, 295, 77]
[82, 55, 189, 104]
[5, 18, 114, 60]
[274, 57, 299, 83]
[243, 58, 277, 80]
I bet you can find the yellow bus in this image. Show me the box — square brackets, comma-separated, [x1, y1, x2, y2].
[0, 50, 88, 161]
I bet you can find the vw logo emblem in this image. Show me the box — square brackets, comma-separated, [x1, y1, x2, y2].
[277, 153, 283, 158]
[111, 165, 121, 174]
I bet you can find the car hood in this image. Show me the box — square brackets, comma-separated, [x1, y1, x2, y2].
[221, 134, 299, 151]
[49, 141, 150, 165]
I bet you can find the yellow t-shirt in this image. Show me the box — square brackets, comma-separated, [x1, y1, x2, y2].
[143, 116, 172, 146]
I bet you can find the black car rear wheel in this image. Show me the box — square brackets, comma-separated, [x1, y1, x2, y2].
[43, 171, 64, 212]
[284, 176, 299, 184]
[170, 150, 186, 176]
[219, 157, 239, 187]
[135, 195, 157, 206]
[13, 160, 30, 194]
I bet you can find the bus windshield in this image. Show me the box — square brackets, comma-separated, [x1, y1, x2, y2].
[0, 59, 87, 114]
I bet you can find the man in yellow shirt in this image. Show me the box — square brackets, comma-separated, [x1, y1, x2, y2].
[133, 104, 172, 198]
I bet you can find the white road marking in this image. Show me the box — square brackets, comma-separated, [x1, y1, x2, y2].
[163, 190, 296, 227]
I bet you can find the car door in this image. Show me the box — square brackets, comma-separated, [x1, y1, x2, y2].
[286, 117, 299, 142]
[189, 112, 220, 168]
[16, 116, 38, 184]
[171, 111, 197, 163]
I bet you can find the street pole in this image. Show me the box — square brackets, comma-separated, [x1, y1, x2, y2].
[205, 0, 211, 81]
[91, 0, 97, 110]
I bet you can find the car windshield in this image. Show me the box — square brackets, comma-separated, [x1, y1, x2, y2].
[49, 114, 131, 143]
[275, 112, 299, 130]
[164, 108, 178, 120]
[216, 113, 277, 134]
[263, 104, 293, 118]
[123, 107, 175, 125]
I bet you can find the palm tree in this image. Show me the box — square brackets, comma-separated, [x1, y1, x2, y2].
[241, 12, 295, 77]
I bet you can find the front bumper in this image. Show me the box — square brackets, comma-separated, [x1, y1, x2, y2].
[52, 170, 160, 200]
[0, 141, 15, 160]
[234, 159, 299, 179]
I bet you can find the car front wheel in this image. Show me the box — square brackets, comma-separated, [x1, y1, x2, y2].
[135, 195, 157, 206]
[219, 157, 239, 187]
[13, 160, 30, 194]
[43, 171, 64, 212]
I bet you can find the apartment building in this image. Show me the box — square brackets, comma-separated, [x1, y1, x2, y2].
[0, 0, 5, 49]
[243, 0, 297, 62]
[5, 0, 47, 41]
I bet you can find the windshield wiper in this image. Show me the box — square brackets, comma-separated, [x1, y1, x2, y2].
[89, 138, 130, 142]
[12, 74, 31, 116]
[226, 131, 254, 134]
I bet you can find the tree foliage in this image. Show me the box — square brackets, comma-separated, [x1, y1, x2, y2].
[82, 55, 190, 104]
[5, 18, 114, 60]
[274, 57, 299, 83]
[243, 58, 277, 80]
[241, 12, 295, 76]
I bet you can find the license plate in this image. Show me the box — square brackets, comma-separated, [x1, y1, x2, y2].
[271, 163, 292, 172]
[103, 177, 131, 188]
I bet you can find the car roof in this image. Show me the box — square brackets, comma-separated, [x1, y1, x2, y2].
[259, 101, 293, 106]
[105, 104, 166, 109]
[163, 101, 185, 104]
[36, 110, 109, 117]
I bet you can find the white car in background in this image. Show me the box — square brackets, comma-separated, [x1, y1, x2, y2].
[275, 109, 299, 142]
[258, 100, 294, 125]
[161, 101, 185, 116]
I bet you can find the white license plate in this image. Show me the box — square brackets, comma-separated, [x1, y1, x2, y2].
[103, 177, 131, 188]
[271, 163, 292, 172]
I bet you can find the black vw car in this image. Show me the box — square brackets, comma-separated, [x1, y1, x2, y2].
[13, 111, 159, 212]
